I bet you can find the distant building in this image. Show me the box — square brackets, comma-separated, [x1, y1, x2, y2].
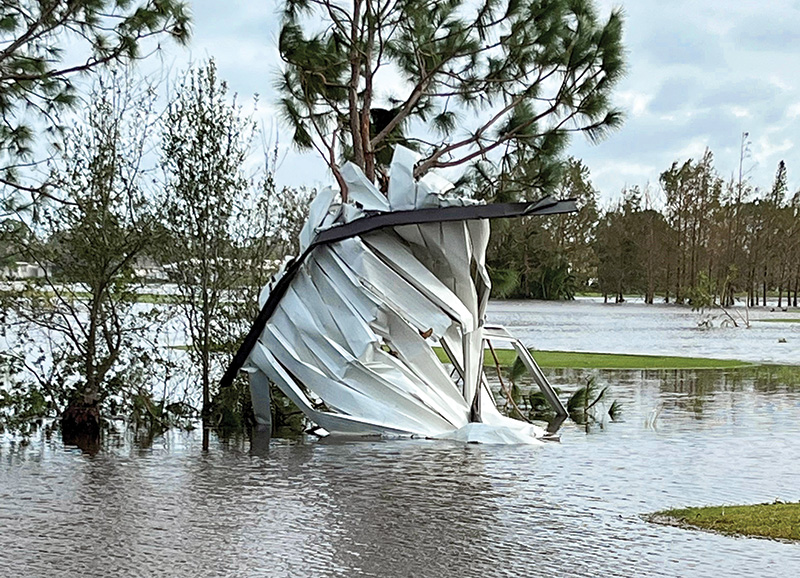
[0, 261, 52, 280]
[133, 255, 169, 282]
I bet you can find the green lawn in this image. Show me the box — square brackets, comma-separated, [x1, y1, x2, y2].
[651, 503, 800, 542]
[134, 292, 183, 304]
[432, 347, 754, 370]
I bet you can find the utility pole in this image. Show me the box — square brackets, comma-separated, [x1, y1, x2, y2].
[737, 132, 750, 204]
[730, 132, 750, 307]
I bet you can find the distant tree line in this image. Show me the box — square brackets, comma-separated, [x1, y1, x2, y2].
[487, 152, 800, 308]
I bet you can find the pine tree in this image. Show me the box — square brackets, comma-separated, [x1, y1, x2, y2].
[0, 0, 190, 189]
[277, 0, 625, 200]
[771, 160, 788, 205]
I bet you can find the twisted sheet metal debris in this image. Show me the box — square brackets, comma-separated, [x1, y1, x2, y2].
[223, 147, 575, 444]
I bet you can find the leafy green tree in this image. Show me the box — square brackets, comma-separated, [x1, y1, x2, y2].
[548, 157, 599, 289]
[1, 71, 164, 441]
[0, 218, 27, 269]
[277, 0, 625, 199]
[0, 0, 190, 188]
[487, 214, 576, 300]
[160, 64, 314, 435]
[159, 60, 258, 425]
[594, 191, 642, 302]
[634, 205, 672, 304]
[661, 150, 721, 303]
[790, 191, 800, 307]
[766, 161, 794, 306]
[737, 197, 766, 306]
[485, 157, 596, 299]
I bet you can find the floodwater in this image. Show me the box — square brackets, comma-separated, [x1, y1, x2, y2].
[488, 298, 800, 365]
[2, 301, 800, 577]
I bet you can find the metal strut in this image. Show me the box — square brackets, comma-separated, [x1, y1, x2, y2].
[482, 325, 568, 419]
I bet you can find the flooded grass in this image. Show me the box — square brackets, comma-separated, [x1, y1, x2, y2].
[433, 347, 756, 369]
[530, 350, 755, 369]
[487, 300, 800, 365]
[651, 503, 800, 542]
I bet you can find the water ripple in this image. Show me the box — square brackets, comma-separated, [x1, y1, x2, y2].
[3, 357, 800, 575]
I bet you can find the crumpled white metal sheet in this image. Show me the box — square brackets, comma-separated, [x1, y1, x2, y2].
[246, 147, 547, 444]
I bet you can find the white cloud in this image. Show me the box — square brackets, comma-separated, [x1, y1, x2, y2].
[787, 103, 800, 118]
[616, 91, 653, 117]
[675, 137, 711, 160]
[752, 134, 793, 167]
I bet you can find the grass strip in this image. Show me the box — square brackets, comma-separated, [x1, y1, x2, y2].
[432, 347, 754, 370]
[650, 503, 800, 542]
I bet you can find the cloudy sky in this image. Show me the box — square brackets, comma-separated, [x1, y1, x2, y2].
[171, 0, 800, 204]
